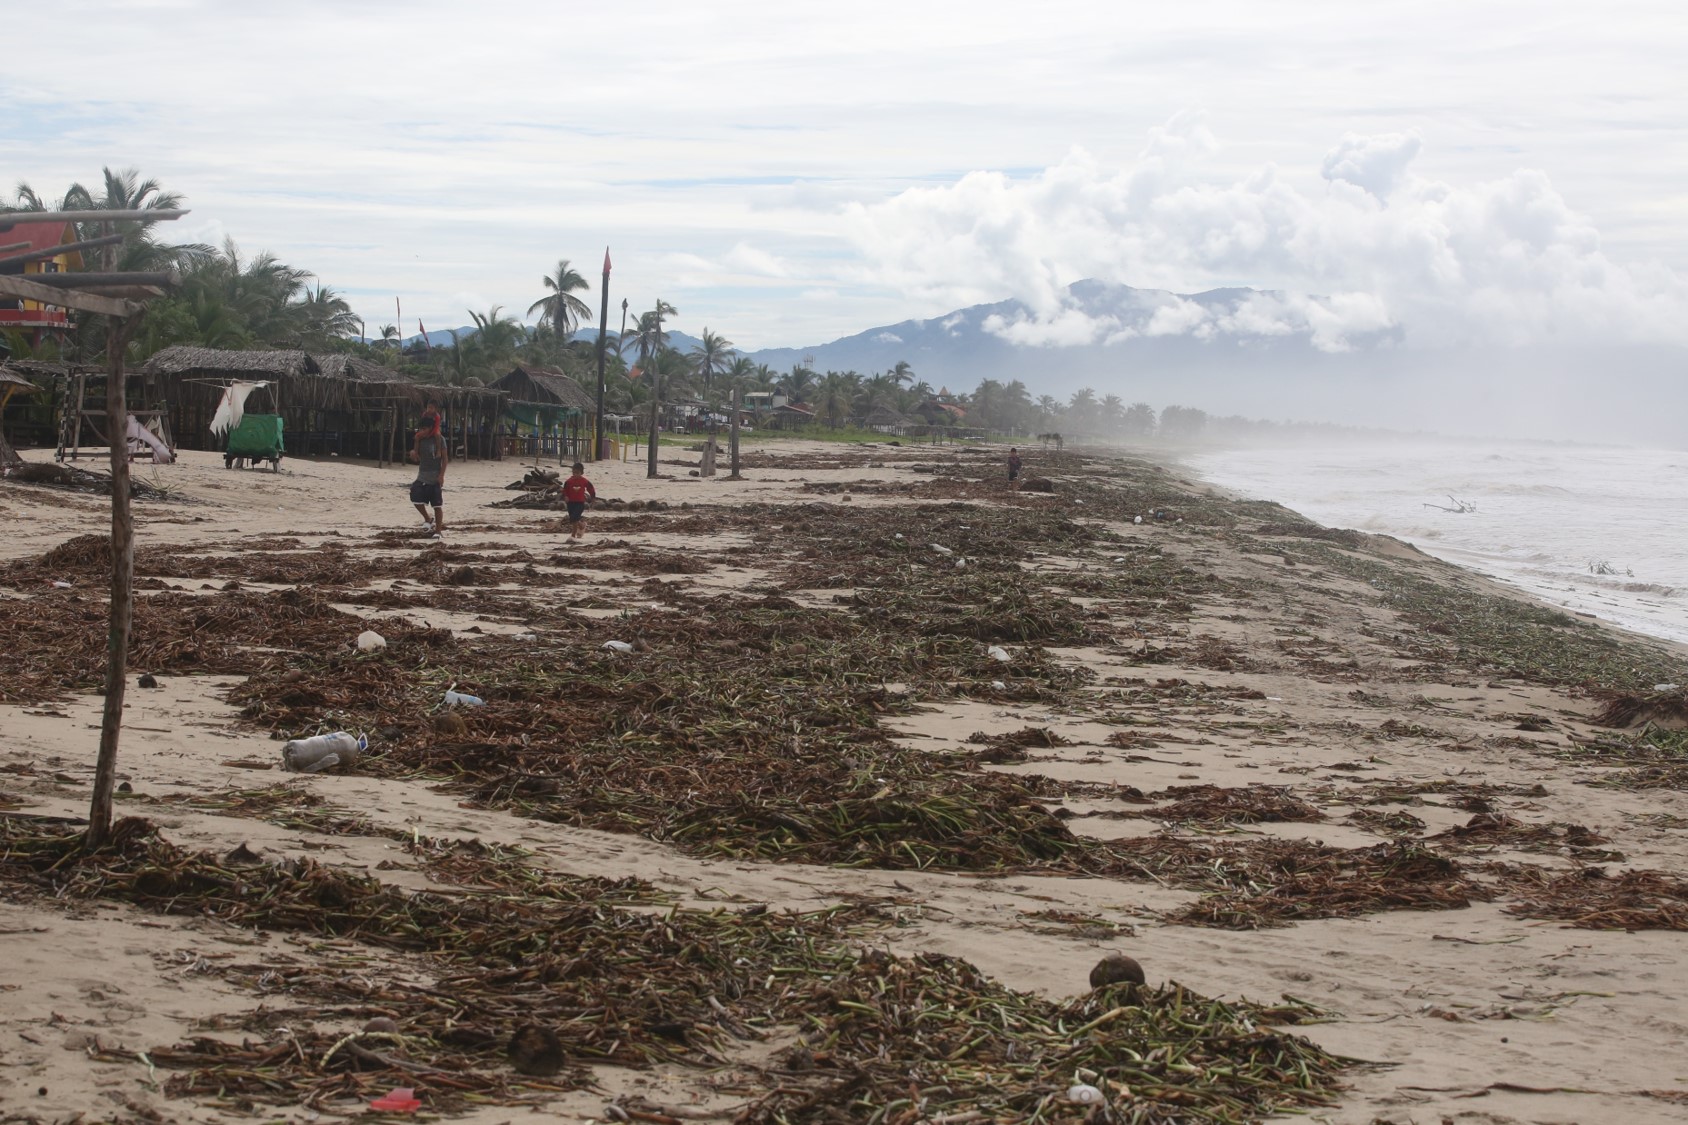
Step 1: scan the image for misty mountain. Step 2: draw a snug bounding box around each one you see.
[741,280,1688,445]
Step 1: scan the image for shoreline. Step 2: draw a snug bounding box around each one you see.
[3,439,1687,1123]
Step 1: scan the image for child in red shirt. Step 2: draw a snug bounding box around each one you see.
[561,461,595,540]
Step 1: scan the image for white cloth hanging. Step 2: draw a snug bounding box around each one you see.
[209,381,270,438]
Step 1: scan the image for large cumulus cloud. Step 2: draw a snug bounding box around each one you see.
[841,118,1688,352]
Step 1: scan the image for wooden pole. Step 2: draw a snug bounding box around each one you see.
[645,301,663,480]
[0,209,189,227]
[593,247,610,462]
[728,385,742,479]
[86,312,143,849]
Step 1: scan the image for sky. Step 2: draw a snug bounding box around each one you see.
[4,0,1686,358]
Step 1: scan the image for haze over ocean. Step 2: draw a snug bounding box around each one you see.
[1189,442,1688,647]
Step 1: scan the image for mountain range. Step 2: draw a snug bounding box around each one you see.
[391,280,1688,445]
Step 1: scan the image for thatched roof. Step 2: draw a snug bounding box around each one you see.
[864,405,909,427]
[490,365,596,413]
[142,346,314,378]
[0,366,41,391]
[314,354,415,384]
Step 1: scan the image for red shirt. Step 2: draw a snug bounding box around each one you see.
[562,476,595,503]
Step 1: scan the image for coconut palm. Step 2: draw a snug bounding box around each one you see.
[891,360,916,385]
[527,259,593,340]
[780,364,817,405]
[467,305,524,376]
[814,372,854,428]
[297,283,360,349]
[688,328,734,389]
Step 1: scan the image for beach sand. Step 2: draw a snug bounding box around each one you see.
[3,439,1686,1124]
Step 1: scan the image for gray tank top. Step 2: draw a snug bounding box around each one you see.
[416,435,444,484]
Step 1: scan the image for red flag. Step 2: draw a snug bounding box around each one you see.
[418,319,432,352]
[603,246,611,276]
[628,365,643,381]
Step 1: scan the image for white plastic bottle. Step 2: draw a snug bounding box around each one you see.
[282,732,367,773]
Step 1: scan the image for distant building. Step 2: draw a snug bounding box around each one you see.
[0,219,83,349]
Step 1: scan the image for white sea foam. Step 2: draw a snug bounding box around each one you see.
[1187,442,1688,645]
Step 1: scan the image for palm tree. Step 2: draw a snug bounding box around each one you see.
[814,372,854,428]
[297,284,360,349]
[688,328,734,390]
[467,305,524,377]
[780,364,817,405]
[527,259,593,340]
[891,360,916,385]
[378,324,401,347]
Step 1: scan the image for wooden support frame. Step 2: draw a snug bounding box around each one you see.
[0,272,138,318]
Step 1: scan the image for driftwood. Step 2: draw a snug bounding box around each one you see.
[1423,495,1476,514]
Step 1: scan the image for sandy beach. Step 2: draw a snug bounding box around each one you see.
[3,438,1687,1125]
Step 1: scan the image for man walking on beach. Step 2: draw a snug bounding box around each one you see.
[562,461,595,540]
[410,423,448,536]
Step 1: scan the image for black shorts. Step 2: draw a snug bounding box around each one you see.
[566,501,586,522]
[1008,466,1020,480]
[410,481,443,506]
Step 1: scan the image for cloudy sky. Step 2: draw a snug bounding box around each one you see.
[4,0,1685,353]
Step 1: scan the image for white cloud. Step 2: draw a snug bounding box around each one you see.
[1320,130,1423,198]
[845,122,1688,350]
[873,331,903,343]
[984,307,1117,347]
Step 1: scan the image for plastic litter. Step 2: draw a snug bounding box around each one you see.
[52,580,73,589]
[954,558,966,569]
[1654,683,1680,692]
[443,689,485,707]
[282,732,367,773]
[1068,1083,1104,1105]
[1133,515,1143,524]
[991,680,1007,691]
[602,640,635,653]
[930,544,954,556]
[986,645,1011,662]
[356,630,386,652]
[369,1086,422,1113]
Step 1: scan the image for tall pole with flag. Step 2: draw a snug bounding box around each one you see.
[593,247,611,461]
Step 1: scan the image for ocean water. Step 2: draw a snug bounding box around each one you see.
[1187,442,1688,646]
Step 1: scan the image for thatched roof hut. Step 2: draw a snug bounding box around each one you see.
[489,365,596,414]
[141,346,506,461]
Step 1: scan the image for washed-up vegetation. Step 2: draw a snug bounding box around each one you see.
[0,815,1352,1121]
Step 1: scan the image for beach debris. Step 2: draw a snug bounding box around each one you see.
[990,680,1007,690]
[434,711,468,738]
[1134,515,1143,524]
[363,1017,400,1034]
[1424,495,1477,513]
[1089,952,1145,989]
[368,1086,422,1113]
[602,640,635,654]
[1068,1083,1105,1104]
[506,1023,565,1076]
[137,674,159,689]
[281,732,365,774]
[931,543,954,556]
[1020,476,1054,493]
[986,645,1012,662]
[442,688,485,708]
[357,630,387,653]
[52,579,73,588]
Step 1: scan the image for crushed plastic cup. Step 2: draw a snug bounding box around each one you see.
[986,646,1011,662]
[369,1086,422,1112]
[442,689,484,708]
[991,680,1008,691]
[930,543,954,556]
[1068,1083,1104,1104]
[602,640,635,653]
[357,630,386,653]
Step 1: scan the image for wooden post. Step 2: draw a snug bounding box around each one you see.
[728,385,742,479]
[86,313,143,849]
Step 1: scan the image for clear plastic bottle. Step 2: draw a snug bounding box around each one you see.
[442,689,485,707]
[282,732,367,773]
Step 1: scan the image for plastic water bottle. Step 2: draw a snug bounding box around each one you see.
[282,732,367,773]
[443,689,485,708]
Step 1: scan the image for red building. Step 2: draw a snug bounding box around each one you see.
[0,218,83,348]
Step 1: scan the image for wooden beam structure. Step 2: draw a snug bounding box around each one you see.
[0,232,126,269]
[0,208,190,228]
[0,273,138,318]
[22,271,175,290]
